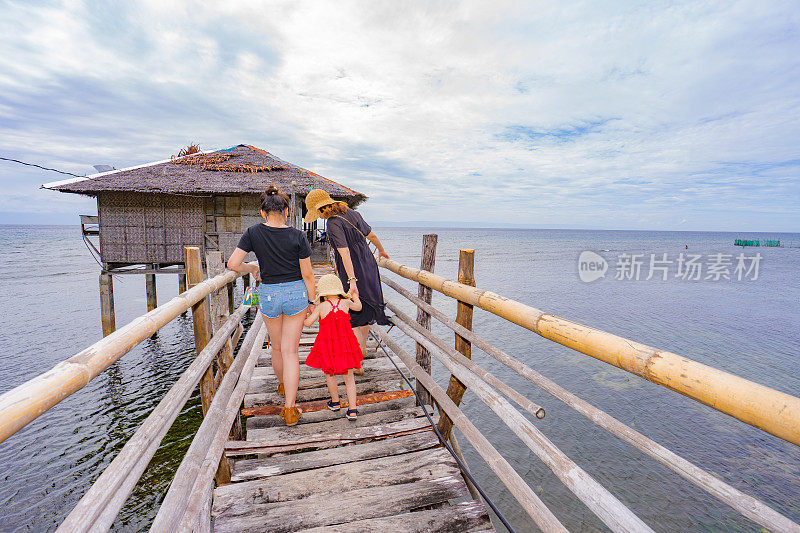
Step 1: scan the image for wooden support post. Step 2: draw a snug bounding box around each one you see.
[178,273,187,294]
[289,180,297,228]
[415,234,437,406]
[99,272,116,337]
[145,270,157,312]
[185,247,214,416]
[227,282,235,315]
[243,272,250,290]
[207,252,242,471]
[438,249,474,440]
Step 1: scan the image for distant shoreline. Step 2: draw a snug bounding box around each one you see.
[1,223,797,235]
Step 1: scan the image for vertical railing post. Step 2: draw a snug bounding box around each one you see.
[178,273,188,315]
[99,272,116,337]
[145,267,157,312]
[185,247,214,415]
[178,272,187,293]
[415,234,438,406]
[438,249,475,439]
[205,251,234,484]
[227,282,235,315]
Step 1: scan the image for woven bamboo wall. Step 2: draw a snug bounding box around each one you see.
[97,192,205,264]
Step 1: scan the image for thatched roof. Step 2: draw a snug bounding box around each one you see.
[43,145,366,205]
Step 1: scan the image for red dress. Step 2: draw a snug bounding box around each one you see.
[305,300,363,375]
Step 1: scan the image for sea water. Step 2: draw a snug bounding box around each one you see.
[0,225,798,531]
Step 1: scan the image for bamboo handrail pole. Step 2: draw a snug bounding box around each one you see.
[151,319,264,531]
[378,259,800,447]
[386,302,546,420]
[371,326,568,533]
[178,326,264,532]
[381,276,800,533]
[391,318,654,533]
[0,263,253,445]
[59,306,250,532]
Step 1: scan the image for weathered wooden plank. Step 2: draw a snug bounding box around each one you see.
[215,448,460,518]
[249,369,407,393]
[244,393,414,422]
[294,500,493,533]
[230,431,440,481]
[258,346,378,366]
[247,406,432,440]
[225,418,437,456]
[252,357,400,378]
[244,379,403,408]
[212,476,466,533]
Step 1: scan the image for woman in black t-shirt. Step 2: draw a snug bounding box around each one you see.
[227,184,314,426]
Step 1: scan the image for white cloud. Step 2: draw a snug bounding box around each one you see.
[0,0,798,230]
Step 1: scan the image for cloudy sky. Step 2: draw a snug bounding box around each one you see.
[0,1,798,230]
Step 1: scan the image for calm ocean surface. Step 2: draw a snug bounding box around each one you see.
[0,225,798,532]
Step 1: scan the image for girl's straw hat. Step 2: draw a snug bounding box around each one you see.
[314,274,351,305]
[304,189,338,223]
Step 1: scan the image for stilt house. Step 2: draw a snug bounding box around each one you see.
[43,144,366,271]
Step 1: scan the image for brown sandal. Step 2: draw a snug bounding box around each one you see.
[277,382,285,397]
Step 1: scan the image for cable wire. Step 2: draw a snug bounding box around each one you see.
[370,328,518,533]
[0,156,84,177]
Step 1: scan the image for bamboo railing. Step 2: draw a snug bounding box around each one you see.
[376,244,800,533]
[0,246,258,531]
[378,257,800,447]
[0,250,250,445]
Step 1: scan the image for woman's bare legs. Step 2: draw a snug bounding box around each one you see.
[280,310,306,409]
[343,369,357,409]
[353,325,369,357]
[325,374,340,404]
[263,314,284,387]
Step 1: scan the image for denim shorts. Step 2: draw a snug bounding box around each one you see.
[258,280,308,318]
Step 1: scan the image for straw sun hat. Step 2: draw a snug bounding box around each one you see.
[313,274,352,305]
[303,189,338,223]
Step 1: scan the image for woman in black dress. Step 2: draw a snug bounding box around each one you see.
[304,189,390,359]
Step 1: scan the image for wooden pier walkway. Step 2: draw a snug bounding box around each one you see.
[212,263,494,532]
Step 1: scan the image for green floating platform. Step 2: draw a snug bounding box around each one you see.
[734,239,781,247]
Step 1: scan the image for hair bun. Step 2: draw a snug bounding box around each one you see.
[265,183,279,196]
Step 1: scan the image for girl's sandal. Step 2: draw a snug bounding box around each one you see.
[346,408,358,421]
[327,400,341,411]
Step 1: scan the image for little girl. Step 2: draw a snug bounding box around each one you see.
[304,274,364,420]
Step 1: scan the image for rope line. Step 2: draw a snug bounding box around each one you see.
[370,328,518,533]
[0,156,85,177]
